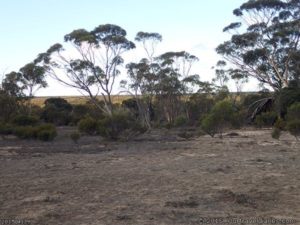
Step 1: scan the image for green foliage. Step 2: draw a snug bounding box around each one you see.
[276,87,300,118]
[187,93,215,123]
[274,118,286,130]
[286,102,300,139]
[174,115,188,127]
[14,126,36,139]
[12,115,39,126]
[214,86,230,102]
[14,124,57,141]
[201,114,218,137]
[78,116,99,135]
[36,126,57,141]
[0,91,20,121]
[97,110,135,140]
[286,120,300,140]
[201,100,235,137]
[255,111,277,128]
[286,102,300,121]
[217,0,300,90]
[271,128,281,140]
[41,98,73,125]
[70,131,81,143]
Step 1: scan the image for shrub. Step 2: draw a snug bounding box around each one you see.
[41,98,73,126]
[97,110,134,140]
[12,115,39,126]
[286,120,300,140]
[201,114,218,137]
[174,116,188,127]
[201,100,235,137]
[255,111,277,128]
[286,102,300,121]
[14,124,57,141]
[14,126,35,139]
[71,103,104,125]
[274,118,286,130]
[186,93,215,123]
[285,103,300,140]
[0,91,19,121]
[275,86,300,117]
[78,117,99,135]
[271,128,281,140]
[70,131,81,143]
[44,98,72,111]
[35,124,57,141]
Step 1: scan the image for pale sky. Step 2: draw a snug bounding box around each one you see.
[0,0,259,96]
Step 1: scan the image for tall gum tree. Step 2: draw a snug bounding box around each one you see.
[35,24,135,115]
[217,0,300,91]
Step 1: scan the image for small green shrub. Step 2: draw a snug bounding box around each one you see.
[70,131,81,143]
[201,100,235,137]
[14,126,36,139]
[35,124,57,141]
[274,118,286,130]
[98,110,134,140]
[286,120,300,140]
[78,117,99,135]
[41,98,73,126]
[14,124,57,141]
[12,115,39,126]
[271,128,281,140]
[286,102,300,121]
[201,114,218,137]
[285,102,300,140]
[255,111,277,128]
[174,116,188,127]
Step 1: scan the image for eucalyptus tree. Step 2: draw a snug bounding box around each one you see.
[213,60,229,88]
[35,24,135,115]
[121,32,162,128]
[2,63,46,98]
[217,0,300,91]
[135,32,162,62]
[154,51,200,123]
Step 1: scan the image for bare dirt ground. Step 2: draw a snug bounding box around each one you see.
[0,128,299,225]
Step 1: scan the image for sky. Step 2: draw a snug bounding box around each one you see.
[0,0,258,96]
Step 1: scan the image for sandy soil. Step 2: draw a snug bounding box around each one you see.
[0,128,299,225]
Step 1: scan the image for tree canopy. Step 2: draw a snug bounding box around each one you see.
[217,0,300,90]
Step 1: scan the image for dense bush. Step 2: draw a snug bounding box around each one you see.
[122,98,139,118]
[201,100,235,137]
[186,93,215,123]
[71,103,104,125]
[174,115,188,127]
[78,116,99,135]
[286,102,300,140]
[14,124,57,141]
[271,128,281,140]
[286,102,300,121]
[254,111,277,128]
[41,98,73,125]
[274,118,286,130]
[286,120,300,140]
[12,115,39,126]
[275,86,300,118]
[35,124,57,141]
[97,109,136,140]
[0,91,19,122]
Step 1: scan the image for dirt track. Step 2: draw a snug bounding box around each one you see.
[0,128,299,225]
